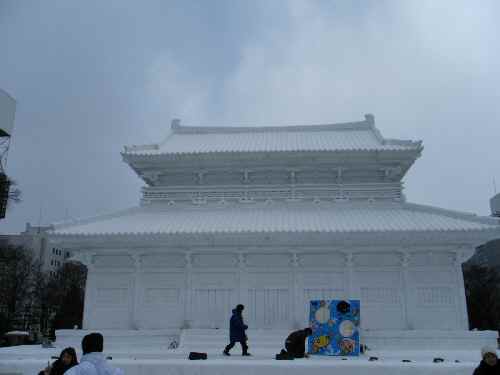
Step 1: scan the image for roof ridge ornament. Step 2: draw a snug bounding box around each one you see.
[364,113,375,125]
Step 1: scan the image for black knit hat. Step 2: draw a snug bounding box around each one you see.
[236,304,245,312]
[82,333,103,354]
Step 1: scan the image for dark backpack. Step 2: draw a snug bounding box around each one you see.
[188,352,207,360]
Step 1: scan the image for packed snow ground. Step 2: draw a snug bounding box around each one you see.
[0,344,493,375]
[1,329,497,375]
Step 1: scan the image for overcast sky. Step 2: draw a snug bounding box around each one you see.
[1,0,499,232]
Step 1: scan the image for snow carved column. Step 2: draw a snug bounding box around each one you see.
[184,252,193,328]
[291,252,300,327]
[238,252,248,308]
[81,252,96,329]
[345,252,354,298]
[400,251,411,329]
[131,253,143,329]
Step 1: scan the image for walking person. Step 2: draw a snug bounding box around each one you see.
[223,304,251,356]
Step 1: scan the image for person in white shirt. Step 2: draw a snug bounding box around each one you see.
[64,333,123,375]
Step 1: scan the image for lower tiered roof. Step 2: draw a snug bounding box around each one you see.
[50,202,500,237]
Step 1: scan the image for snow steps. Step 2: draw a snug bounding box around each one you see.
[179,329,291,353]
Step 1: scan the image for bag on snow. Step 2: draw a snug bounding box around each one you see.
[188,352,207,360]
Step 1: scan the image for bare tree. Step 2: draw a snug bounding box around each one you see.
[43,262,87,333]
[0,244,37,334]
[0,175,21,220]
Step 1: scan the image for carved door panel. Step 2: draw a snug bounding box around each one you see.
[192,288,235,329]
[247,288,290,328]
[89,272,133,329]
[190,271,238,328]
[139,272,185,329]
[246,271,292,328]
[352,270,405,329]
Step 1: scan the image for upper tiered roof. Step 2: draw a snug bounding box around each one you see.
[123,115,422,157]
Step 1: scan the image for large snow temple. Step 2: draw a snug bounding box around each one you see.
[50,115,500,349]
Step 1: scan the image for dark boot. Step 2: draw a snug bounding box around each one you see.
[241,340,251,356]
[224,342,234,356]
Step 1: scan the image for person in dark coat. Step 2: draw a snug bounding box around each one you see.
[39,347,78,375]
[473,346,499,375]
[223,304,250,356]
[284,328,313,358]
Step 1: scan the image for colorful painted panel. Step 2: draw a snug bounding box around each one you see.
[308,299,360,356]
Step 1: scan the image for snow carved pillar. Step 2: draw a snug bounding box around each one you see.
[238,253,248,309]
[291,252,300,328]
[131,253,143,329]
[184,252,193,328]
[82,252,96,330]
[400,251,411,329]
[345,252,354,298]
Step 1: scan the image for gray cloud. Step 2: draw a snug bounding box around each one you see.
[1,0,499,232]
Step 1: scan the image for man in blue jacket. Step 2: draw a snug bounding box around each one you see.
[223,304,251,356]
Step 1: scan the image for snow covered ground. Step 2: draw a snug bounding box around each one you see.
[0,344,493,375]
[1,328,497,375]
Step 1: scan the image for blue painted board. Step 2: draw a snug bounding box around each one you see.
[308,299,360,356]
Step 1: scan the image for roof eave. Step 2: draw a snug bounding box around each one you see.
[122,147,423,159]
[48,228,500,250]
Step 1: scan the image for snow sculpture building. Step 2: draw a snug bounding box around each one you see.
[50,115,500,347]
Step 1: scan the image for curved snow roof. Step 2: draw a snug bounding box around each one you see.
[123,115,423,156]
[51,202,499,237]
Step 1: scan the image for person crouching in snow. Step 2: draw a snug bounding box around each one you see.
[65,333,124,375]
[283,328,313,358]
[473,346,499,375]
[223,304,251,356]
